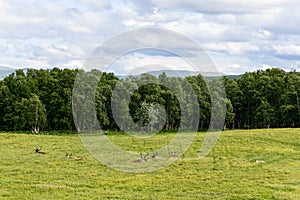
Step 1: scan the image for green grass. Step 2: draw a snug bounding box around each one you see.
[0,129,299,199]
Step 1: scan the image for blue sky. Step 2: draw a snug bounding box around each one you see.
[0,0,300,74]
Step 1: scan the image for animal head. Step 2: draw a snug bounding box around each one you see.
[34,146,47,154]
[66,153,72,157]
[35,146,42,153]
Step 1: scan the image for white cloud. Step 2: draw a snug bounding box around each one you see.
[81,0,111,11]
[107,52,198,75]
[273,45,300,56]
[0,0,299,74]
[203,42,259,56]
[150,0,296,14]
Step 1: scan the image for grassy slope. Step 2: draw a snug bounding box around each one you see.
[0,129,299,200]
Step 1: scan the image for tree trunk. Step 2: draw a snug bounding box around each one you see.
[34,103,39,133]
[223,123,227,131]
[296,92,300,123]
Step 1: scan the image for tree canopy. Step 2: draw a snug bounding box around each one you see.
[0,67,299,132]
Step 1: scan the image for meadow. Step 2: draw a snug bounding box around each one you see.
[0,129,299,199]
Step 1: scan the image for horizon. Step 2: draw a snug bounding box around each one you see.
[0,65,298,77]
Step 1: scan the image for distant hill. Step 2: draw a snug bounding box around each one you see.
[117,70,227,79]
[0,66,16,80]
[0,67,243,80]
[223,74,243,80]
[147,70,224,78]
[0,67,38,80]
[117,69,243,80]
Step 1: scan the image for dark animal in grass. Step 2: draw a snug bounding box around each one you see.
[66,153,84,161]
[35,146,47,154]
[151,151,163,159]
[133,153,149,163]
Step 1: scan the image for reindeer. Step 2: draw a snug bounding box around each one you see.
[170,151,179,157]
[66,153,84,161]
[132,153,149,163]
[34,146,47,154]
[151,151,163,159]
[151,151,159,159]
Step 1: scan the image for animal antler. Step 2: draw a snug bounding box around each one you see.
[133,152,149,163]
[140,152,149,161]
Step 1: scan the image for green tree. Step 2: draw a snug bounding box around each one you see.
[224,98,235,130]
[254,100,274,128]
[13,94,46,132]
[27,94,47,133]
[223,78,242,128]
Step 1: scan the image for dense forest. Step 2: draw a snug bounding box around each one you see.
[0,67,299,133]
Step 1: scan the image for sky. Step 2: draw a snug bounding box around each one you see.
[0,0,300,75]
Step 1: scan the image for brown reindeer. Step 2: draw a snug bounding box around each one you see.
[35,146,47,154]
[66,153,84,161]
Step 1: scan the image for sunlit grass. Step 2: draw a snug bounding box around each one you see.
[0,129,299,199]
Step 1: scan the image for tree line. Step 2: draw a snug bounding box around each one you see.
[224,68,300,129]
[0,67,299,133]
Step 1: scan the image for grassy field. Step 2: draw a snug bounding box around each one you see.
[0,129,299,199]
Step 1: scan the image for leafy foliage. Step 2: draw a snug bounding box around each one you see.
[224,68,300,128]
[0,67,299,132]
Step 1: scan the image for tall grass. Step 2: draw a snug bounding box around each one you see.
[0,129,299,199]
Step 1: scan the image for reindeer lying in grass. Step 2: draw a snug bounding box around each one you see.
[132,153,149,163]
[151,151,164,159]
[133,151,178,163]
[255,159,265,163]
[34,146,47,154]
[66,153,84,161]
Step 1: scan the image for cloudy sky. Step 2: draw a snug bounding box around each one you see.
[0,0,300,75]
